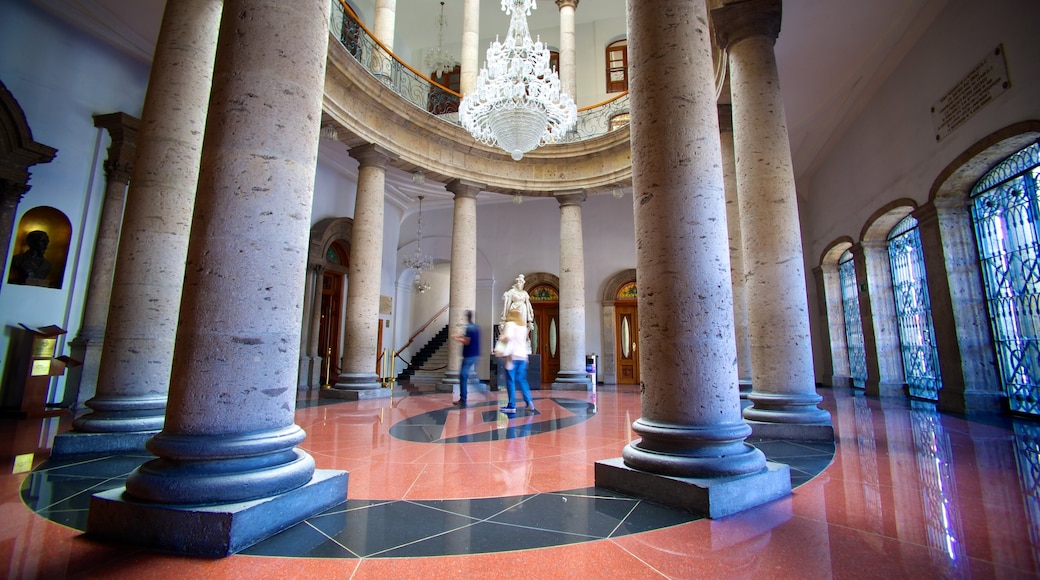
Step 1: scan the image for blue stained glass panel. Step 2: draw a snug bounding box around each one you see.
[839,251,867,386]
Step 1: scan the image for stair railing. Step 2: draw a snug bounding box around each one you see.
[397,304,449,355]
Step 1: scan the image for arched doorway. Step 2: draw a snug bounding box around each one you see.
[318,241,349,385]
[529,283,560,385]
[304,218,353,389]
[614,281,639,385]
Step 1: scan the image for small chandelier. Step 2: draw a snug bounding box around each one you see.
[459,0,577,161]
[403,195,434,293]
[425,1,456,78]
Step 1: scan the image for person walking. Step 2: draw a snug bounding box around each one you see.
[452,310,480,406]
[499,308,534,414]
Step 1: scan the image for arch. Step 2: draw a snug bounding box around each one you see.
[310,217,354,275]
[819,236,855,267]
[860,198,917,243]
[929,120,1040,202]
[600,269,637,385]
[600,268,636,304]
[522,272,559,292]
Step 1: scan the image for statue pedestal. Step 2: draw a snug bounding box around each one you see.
[496,354,541,390]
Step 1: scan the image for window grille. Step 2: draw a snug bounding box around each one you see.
[839,250,867,386]
[888,215,942,400]
[971,141,1040,416]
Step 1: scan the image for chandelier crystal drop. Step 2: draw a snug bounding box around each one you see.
[459,0,577,161]
[403,195,434,293]
[425,1,456,78]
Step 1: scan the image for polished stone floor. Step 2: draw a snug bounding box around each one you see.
[1,384,1038,578]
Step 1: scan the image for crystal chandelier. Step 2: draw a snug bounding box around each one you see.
[425,2,456,78]
[403,195,434,293]
[459,0,577,161]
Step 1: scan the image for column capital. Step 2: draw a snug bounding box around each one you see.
[94,112,139,185]
[445,178,485,199]
[555,0,579,10]
[717,104,733,133]
[555,189,586,207]
[348,143,395,169]
[711,0,782,51]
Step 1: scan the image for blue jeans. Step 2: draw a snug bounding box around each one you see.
[506,358,533,408]
[459,355,478,403]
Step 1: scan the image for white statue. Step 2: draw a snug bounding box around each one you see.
[501,274,534,331]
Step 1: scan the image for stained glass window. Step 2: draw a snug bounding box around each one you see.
[839,250,867,386]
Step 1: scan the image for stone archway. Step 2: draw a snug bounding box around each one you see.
[299,217,354,388]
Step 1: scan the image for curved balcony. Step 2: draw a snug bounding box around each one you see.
[323,0,633,196]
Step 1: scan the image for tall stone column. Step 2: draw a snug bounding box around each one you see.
[815,263,853,386]
[552,190,591,390]
[915,199,1003,414]
[52,0,222,457]
[460,0,480,95]
[325,144,393,400]
[719,104,752,395]
[88,0,347,557]
[66,113,137,410]
[555,0,579,100]
[713,0,832,439]
[440,179,482,391]
[596,0,789,519]
[854,240,906,396]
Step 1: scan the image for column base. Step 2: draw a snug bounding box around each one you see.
[829,375,855,388]
[552,370,592,391]
[595,457,791,519]
[438,371,459,393]
[864,380,907,398]
[746,420,835,442]
[87,469,348,557]
[323,372,389,400]
[52,430,157,456]
[738,379,752,399]
[742,391,833,425]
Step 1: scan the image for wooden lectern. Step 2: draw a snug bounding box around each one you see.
[1,324,77,417]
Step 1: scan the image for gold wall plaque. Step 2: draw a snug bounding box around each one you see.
[33,338,56,358]
[31,360,51,376]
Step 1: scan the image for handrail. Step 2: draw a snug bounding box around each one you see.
[396,304,449,353]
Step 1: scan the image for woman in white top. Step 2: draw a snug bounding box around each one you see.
[498,308,534,413]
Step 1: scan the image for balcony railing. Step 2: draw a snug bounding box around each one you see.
[330,0,629,142]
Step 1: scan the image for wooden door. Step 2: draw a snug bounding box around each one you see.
[615,302,639,384]
[532,302,560,385]
[318,271,343,386]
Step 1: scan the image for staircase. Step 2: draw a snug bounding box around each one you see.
[396,325,450,390]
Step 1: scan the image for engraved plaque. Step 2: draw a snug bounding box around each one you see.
[932,45,1010,141]
[33,338,56,358]
[31,360,51,376]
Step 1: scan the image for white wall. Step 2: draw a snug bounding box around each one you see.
[798,0,1040,381]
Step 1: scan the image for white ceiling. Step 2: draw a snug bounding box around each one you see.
[31,0,946,196]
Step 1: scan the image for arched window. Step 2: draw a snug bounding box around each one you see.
[839,250,867,386]
[605,39,627,93]
[887,215,942,400]
[971,140,1040,416]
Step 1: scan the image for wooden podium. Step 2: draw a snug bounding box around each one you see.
[1,324,76,417]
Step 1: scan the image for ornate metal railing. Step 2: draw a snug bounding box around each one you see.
[888,215,942,401]
[330,0,628,139]
[839,251,867,386]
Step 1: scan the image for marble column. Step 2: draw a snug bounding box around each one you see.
[460,0,480,95]
[52,0,222,457]
[915,199,1003,414]
[66,113,137,410]
[719,104,752,396]
[713,0,832,440]
[440,179,482,392]
[855,240,907,396]
[815,263,853,386]
[555,0,579,100]
[552,190,592,390]
[325,144,394,401]
[596,0,789,519]
[87,0,347,557]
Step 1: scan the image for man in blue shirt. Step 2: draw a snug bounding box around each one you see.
[452,310,480,406]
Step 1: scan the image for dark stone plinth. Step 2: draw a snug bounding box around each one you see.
[595,457,791,519]
[51,430,157,456]
[746,421,835,442]
[87,469,348,557]
[320,387,392,401]
[495,354,541,390]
